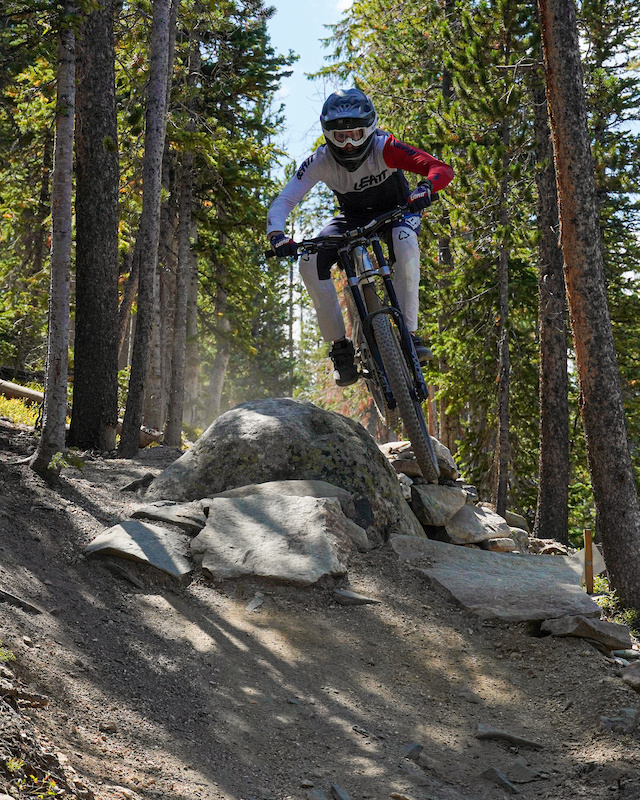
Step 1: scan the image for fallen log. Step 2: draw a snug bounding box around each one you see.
[1,379,163,448]
[0,379,44,405]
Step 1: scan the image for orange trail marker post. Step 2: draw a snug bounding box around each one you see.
[584,528,594,594]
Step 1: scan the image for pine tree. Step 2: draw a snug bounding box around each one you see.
[538,0,640,609]
[29,1,75,477]
[68,0,120,451]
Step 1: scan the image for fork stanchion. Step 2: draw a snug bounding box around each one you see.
[584,527,594,594]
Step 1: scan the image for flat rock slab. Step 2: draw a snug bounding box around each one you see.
[390,536,602,622]
[85,520,192,577]
[190,496,365,585]
[202,479,356,521]
[131,500,207,534]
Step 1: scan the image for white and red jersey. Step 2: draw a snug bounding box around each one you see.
[267,130,454,235]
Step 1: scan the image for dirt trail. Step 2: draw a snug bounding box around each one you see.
[1,418,639,800]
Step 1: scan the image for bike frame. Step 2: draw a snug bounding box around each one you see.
[298,207,430,411]
[338,234,429,408]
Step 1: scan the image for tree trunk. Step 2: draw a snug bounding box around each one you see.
[164,40,199,445]
[495,117,511,518]
[118,0,174,457]
[29,8,74,477]
[68,0,119,451]
[531,69,569,544]
[436,11,459,455]
[143,141,175,431]
[118,245,140,358]
[208,275,231,422]
[164,156,193,446]
[184,225,199,425]
[437,220,459,453]
[31,133,53,279]
[144,264,165,430]
[538,0,640,608]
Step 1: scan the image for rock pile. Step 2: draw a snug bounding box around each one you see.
[380,440,530,552]
[86,399,428,585]
[84,398,577,586]
[144,397,424,547]
[86,398,538,585]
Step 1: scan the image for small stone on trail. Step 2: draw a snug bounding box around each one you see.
[612,649,640,660]
[456,688,481,703]
[352,724,377,738]
[481,766,520,794]
[120,472,155,492]
[245,593,264,611]
[476,724,544,749]
[481,537,516,552]
[505,757,545,784]
[621,661,640,691]
[330,784,351,800]
[98,720,118,734]
[333,588,380,606]
[300,779,314,788]
[402,742,424,761]
[85,520,192,578]
[600,708,639,734]
[540,615,632,653]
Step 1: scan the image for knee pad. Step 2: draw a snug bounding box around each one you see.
[391,227,421,332]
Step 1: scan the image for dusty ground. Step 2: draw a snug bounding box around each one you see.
[1,417,640,800]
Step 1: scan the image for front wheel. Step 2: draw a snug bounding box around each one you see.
[346,288,399,431]
[371,313,440,483]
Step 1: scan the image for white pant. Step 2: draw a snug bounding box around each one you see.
[298,225,421,342]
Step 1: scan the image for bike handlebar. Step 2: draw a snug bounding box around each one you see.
[265,196,438,259]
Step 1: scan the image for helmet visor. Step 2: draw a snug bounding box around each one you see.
[325,127,366,148]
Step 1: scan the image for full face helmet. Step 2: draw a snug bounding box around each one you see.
[320,88,377,171]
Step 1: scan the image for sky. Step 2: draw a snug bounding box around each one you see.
[266,0,353,166]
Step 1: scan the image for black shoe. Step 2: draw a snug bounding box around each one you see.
[411,334,434,365]
[329,339,359,386]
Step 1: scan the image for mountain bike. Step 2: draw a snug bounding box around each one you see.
[269,205,440,484]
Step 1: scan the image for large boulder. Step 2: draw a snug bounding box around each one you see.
[146,398,425,546]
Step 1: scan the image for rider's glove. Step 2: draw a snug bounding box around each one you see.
[408,180,433,213]
[269,232,297,258]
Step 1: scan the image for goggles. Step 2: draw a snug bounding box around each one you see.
[325,128,366,148]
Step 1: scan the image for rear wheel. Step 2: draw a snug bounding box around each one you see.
[371,313,440,483]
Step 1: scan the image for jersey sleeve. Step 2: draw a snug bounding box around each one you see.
[382,135,454,192]
[266,151,323,235]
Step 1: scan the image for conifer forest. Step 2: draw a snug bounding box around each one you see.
[1,1,640,604]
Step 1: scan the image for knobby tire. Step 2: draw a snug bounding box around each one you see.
[371,313,440,483]
[347,289,399,430]
[355,318,400,429]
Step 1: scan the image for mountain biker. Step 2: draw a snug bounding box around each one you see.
[267,87,454,386]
